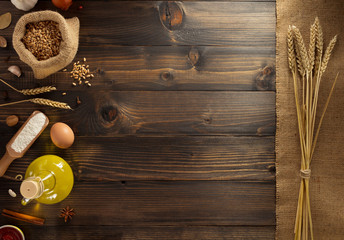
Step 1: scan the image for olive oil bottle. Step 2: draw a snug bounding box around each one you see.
[20,155,74,205]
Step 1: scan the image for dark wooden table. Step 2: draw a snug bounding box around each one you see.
[0,1,276,239]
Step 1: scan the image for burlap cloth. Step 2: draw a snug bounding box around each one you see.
[13,11,79,79]
[276,0,344,239]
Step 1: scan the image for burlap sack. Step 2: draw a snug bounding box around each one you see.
[12,10,79,79]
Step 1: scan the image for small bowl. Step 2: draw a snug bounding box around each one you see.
[0,225,25,240]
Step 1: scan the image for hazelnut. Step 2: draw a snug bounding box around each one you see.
[6,115,19,127]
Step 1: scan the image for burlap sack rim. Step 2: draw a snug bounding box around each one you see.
[12,10,79,69]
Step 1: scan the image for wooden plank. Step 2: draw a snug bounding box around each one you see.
[12,225,275,240]
[0,91,275,136]
[0,181,275,226]
[0,1,275,46]
[1,0,276,2]
[1,136,275,181]
[0,0,276,2]
[0,45,275,91]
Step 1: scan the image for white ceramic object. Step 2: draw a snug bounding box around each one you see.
[11,0,38,11]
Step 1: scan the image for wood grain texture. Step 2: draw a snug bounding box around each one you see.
[10,226,275,240]
[0,136,275,181]
[0,45,275,91]
[0,1,275,46]
[0,91,275,136]
[0,0,276,2]
[0,180,275,226]
[0,1,276,239]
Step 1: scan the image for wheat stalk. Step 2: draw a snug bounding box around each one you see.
[30,98,72,109]
[288,18,338,240]
[292,25,310,72]
[288,25,297,72]
[295,39,306,77]
[315,17,323,56]
[0,78,56,95]
[321,35,337,74]
[19,86,57,95]
[314,17,323,77]
[308,22,316,71]
[0,98,72,110]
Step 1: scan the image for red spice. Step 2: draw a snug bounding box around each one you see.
[0,226,23,240]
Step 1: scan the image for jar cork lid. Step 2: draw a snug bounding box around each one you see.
[20,179,42,199]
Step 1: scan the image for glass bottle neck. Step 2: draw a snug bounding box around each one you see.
[21,171,56,200]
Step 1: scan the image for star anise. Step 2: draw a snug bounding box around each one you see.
[60,206,75,222]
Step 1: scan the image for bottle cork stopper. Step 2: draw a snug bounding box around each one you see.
[20,179,41,199]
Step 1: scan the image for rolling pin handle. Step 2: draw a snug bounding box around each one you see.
[0,151,16,177]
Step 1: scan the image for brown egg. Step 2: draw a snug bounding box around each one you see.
[50,122,74,149]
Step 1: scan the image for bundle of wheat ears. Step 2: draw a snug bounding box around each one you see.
[0,78,72,110]
[287,17,338,240]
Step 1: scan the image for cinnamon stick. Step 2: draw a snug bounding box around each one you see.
[2,209,45,225]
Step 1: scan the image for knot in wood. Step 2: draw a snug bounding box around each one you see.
[158,1,184,31]
[188,48,200,66]
[101,105,118,123]
[255,65,275,91]
[204,117,212,124]
[263,66,273,75]
[160,71,173,81]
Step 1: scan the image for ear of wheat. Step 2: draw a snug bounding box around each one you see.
[0,78,56,95]
[19,86,57,95]
[29,98,72,110]
[287,18,338,240]
[314,17,324,79]
[0,98,72,110]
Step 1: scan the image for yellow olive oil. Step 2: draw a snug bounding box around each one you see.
[24,155,74,204]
